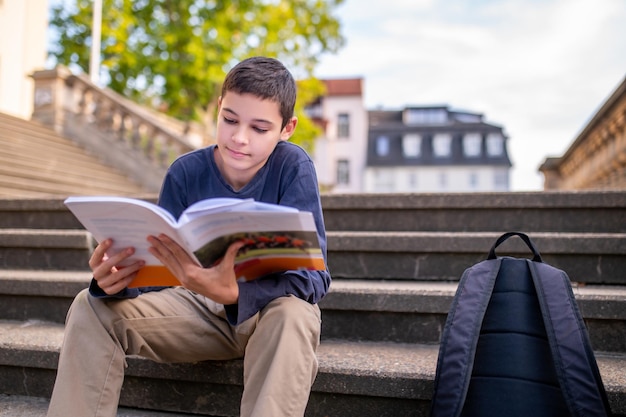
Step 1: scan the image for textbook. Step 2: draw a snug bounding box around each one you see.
[64,196,325,288]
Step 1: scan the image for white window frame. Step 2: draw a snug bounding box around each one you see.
[433,133,452,158]
[486,133,504,156]
[463,133,482,157]
[402,133,421,158]
[469,171,479,189]
[337,113,350,139]
[376,136,390,156]
[494,169,509,190]
[337,159,350,185]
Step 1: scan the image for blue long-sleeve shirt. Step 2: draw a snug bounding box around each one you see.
[88,141,331,325]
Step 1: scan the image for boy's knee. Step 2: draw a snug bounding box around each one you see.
[66,288,91,318]
[65,288,110,328]
[261,296,321,337]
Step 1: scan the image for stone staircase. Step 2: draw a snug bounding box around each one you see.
[0,112,151,198]
[0,191,625,416]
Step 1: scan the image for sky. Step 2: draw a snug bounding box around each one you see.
[314,0,626,191]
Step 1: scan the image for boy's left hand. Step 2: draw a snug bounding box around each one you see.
[147,234,244,305]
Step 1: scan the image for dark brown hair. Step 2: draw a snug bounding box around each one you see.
[221,57,297,130]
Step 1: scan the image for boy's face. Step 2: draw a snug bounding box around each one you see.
[214,91,297,191]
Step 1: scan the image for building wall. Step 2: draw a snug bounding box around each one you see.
[323,95,367,193]
[0,0,49,118]
[311,81,367,193]
[539,76,626,190]
[365,165,509,193]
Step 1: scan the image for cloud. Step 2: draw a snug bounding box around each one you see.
[317,0,626,190]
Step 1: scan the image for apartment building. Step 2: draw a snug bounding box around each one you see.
[365,105,512,192]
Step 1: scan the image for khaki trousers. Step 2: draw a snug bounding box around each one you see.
[46,287,321,417]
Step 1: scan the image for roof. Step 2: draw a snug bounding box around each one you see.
[322,78,363,96]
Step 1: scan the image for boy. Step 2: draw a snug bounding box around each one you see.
[47,56,331,417]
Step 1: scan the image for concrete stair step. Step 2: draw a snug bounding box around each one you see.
[0,113,148,197]
[1,270,625,353]
[0,229,93,270]
[0,270,90,324]
[0,187,63,199]
[0,319,624,417]
[2,192,624,232]
[321,280,626,353]
[0,173,145,197]
[0,150,146,184]
[0,112,76,143]
[0,113,146,173]
[0,394,189,417]
[0,141,146,196]
[0,129,119,168]
[2,228,625,284]
[0,113,90,150]
[0,198,137,229]
[0,127,145,177]
[327,231,626,284]
[321,191,626,233]
[0,319,435,416]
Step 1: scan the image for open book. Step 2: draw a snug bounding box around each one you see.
[64,196,325,288]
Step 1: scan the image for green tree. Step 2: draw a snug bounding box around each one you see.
[48,0,345,148]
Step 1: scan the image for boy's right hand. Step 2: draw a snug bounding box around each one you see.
[89,239,145,295]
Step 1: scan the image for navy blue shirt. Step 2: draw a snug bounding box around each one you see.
[90,141,331,325]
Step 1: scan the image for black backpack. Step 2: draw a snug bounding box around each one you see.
[430,232,611,417]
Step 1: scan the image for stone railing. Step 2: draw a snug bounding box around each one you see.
[30,66,210,191]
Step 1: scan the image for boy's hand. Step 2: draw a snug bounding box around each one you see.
[89,239,145,295]
[147,234,244,305]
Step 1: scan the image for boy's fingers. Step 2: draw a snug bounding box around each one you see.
[89,239,111,268]
[105,247,136,269]
[222,241,245,266]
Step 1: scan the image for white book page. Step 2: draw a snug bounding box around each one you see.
[64,196,181,266]
[178,198,256,224]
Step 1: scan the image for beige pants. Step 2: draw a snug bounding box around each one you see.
[46,287,321,417]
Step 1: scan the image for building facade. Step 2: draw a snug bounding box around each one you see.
[0,0,49,118]
[365,106,512,193]
[539,76,626,190]
[306,78,368,193]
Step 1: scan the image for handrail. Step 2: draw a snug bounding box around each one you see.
[30,66,210,173]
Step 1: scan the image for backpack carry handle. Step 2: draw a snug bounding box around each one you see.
[487,231,543,262]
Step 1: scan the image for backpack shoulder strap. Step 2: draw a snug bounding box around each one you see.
[529,260,612,417]
[430,258,501,417]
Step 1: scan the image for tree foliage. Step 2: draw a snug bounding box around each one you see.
[48,0,345,147]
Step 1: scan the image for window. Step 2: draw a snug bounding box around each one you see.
[402,134,421,158]
[454,112,482,123]
[486,133,504,156]
[337,113,350,138]
[404,108,448,125]
[408,171,418,189]
[439,172,448,189]
[373,169,395,192]
[463,133,482,157]
[469,172,478,189]
[494,170,509,190]
[433,133,452,157]
[304,104,322,119]
[337,159,350,185]
[376,136,390,156]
